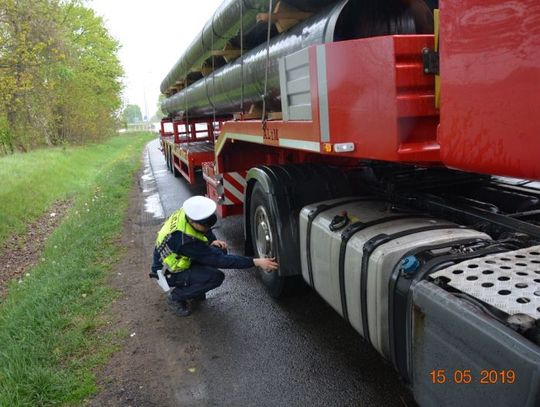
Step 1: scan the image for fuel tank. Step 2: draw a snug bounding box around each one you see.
[299,197,490,359]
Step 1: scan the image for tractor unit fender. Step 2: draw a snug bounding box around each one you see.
[244,164,352,277]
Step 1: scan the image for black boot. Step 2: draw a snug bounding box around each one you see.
[167,293,191,317]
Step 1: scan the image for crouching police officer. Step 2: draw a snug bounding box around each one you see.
[151,195,278,316]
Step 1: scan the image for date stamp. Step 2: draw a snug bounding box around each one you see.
[430,369,516,384]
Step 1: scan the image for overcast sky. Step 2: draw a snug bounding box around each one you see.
[90,0,223,119]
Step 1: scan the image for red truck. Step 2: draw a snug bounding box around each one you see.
[158,1,540,405]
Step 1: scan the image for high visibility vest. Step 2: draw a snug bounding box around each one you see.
[155,208,208,272]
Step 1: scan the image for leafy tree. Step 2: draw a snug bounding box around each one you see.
[0,0,123,153]
[0,0,64,151]
[122,104,143,124]
[53,2,123,144]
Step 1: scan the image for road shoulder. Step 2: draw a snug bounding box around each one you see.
[88,165,208,407]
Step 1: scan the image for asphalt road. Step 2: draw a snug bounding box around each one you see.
[143,138,414,406]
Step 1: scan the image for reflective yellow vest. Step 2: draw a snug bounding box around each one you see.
[155,208,208,272]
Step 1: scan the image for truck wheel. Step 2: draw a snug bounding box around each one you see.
[171,153,180,177]
[250,183,287,297]
[169,150,174,174]
[165,147,171,171]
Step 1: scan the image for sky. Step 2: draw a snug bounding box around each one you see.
[90,0,223,120]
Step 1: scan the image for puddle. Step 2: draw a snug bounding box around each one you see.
[141,150,165,219]
[144,193,164,219]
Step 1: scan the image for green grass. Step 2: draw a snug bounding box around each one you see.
[0,132,154,406]
[0,133,151,245]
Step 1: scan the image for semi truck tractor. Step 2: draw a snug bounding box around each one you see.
[156,0,540,405]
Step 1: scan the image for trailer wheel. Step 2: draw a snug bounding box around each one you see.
[249,182,289,297]
[170,152,180,177]
[169,149,174,174]
[165,147,171,171]
[172,162,180,177]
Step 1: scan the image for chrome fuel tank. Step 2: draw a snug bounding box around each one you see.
[299,197,490,359]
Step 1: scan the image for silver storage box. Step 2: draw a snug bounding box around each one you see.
[299,197,490,359]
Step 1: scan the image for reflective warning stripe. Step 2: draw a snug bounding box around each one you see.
[228,171,247,188]
[220,171,247,205]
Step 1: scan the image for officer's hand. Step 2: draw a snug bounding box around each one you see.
[254,257,278,272]
[211,240,228,250]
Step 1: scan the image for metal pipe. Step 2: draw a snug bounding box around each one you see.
[162,0,425,118]
[160,0,341,95]
[162,0,349,116]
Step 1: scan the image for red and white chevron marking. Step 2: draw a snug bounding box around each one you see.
[221,171,247,205]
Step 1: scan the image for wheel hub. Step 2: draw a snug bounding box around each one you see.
[254,205,274,257]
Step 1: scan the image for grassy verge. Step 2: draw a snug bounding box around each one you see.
[0,132,154,405]
[0,134,150,245]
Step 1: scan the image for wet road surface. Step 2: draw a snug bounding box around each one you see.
[141,138,414,406]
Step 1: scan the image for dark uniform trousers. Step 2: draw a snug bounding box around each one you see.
[167,264,225,301]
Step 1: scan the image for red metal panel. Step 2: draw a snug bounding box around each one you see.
[438,0,540,180]
[325,36,398,160]
[220,36,439,164]
[323,35,439,163]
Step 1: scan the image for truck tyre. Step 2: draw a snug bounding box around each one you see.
[171,153,180,177]
[165,147,171,171]
[249,182,289,297]
[169,149,174,174]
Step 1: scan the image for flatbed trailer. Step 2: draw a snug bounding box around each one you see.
[157,1,540,405]
[159,118,223,184]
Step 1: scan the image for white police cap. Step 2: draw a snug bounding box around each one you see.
[183,195,217,221]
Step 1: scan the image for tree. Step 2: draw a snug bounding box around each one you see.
[0,0,123,153]
[122,104,143,124]
[0,0,65,151]
[53,2,123,144]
